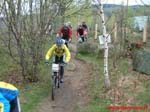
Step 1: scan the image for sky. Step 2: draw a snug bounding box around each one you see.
[91,0,150,6]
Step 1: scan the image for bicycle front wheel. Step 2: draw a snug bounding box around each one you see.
[51,86,54,101]
[51,73,57,101]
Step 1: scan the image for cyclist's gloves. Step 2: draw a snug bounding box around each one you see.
[45,60,49,65]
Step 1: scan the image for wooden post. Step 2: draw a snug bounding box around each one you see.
[143,22,147,43]
[95,24,98,39]
[114,22,117,43]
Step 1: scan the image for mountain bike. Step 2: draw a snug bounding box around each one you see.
[50,62,66,100]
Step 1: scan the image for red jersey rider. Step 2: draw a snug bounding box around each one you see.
[57,23,72,47]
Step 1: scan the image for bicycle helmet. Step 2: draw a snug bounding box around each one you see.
[67,21,71,25]
[56,38,63,45]
[64,22,69,27]
[82,20,86,23]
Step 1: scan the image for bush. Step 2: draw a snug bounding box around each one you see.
[77,42,97,54]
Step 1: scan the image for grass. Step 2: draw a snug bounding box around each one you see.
[75,50,150,112]
[19,59,52,112]
[20,80,50,112]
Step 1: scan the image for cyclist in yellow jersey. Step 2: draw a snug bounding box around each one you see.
[45,38,71,83]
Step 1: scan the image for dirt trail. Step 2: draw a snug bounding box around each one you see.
[37,42,91,112]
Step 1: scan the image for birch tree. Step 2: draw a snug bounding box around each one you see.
[92,0,110,89]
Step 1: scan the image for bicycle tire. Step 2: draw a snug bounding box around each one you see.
[51,73,57,101]
[51,86,54,101]
[57,68,61,88]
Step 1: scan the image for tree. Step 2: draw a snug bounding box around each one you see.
[53,0,90,29]
[92,0,110,89]
[0,0,59,82]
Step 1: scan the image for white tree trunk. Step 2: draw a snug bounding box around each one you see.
[95,24,98,39]
[99,3,110,89]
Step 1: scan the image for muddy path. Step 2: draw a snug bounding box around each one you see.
[37,42,92,112]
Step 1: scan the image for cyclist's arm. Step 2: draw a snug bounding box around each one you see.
[64,45,71,63]
[45,45,56,60]
[69,28,72,39]
[57,26,63,35]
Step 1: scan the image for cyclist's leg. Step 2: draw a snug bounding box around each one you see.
[85,35,87,41]
[81,36,85,42]
[10,97,21,112]
[78,36,82,43]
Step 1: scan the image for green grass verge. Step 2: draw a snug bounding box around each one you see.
[0,43,52,112]
[18,62,51,112]
[20,81,50,112]
[75,51,150,112]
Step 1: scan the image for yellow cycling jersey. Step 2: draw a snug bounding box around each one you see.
[45,44,71,63]
[0,103,3,112]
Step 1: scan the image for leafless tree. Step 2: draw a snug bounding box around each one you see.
[92,0,110,89]
[0,0,59,82]
[0,0,91,83]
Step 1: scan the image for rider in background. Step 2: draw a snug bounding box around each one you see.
[76,24,86,43]
[0,81,21,112]
[81,21,88,31]
[56,23,72,47]
[81,21,88,40]
[45,38,71,83]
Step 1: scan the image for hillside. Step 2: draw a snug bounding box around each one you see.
[91,4,150,16]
